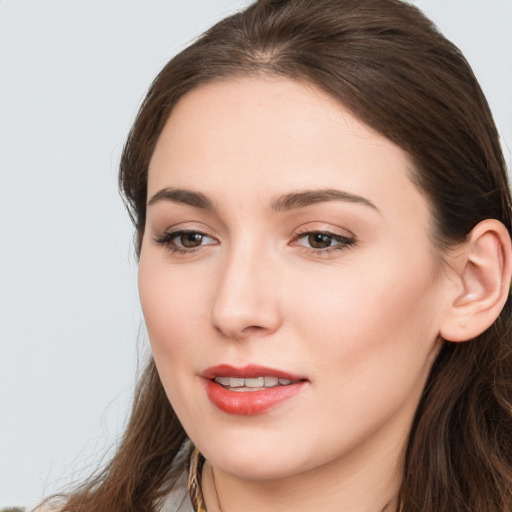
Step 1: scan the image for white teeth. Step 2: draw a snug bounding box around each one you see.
[213,376,295,388]
[264,376,279,387]
[245,377,265,388]
[229,377,245,388]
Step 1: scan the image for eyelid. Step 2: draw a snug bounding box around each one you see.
[294,222,355,240]
[294,222,354,237]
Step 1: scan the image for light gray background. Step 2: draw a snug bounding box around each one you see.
[1,0,511,508]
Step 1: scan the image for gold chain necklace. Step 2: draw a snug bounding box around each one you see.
[209,464,402,512]
[211,464,224,512]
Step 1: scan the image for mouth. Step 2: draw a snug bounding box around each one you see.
[201,365,308,415]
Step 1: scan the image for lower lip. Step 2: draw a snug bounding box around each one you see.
[204,380,306,415]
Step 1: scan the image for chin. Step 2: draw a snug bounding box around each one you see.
[214,452,302,481]
[191,427,318,480]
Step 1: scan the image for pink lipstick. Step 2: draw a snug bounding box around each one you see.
[201,365,307,415]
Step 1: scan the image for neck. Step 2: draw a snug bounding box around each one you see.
[201,436,403,512]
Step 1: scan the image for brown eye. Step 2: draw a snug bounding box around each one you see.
[307,232,333,249]
[178,232,204,248]
[154,229,217,253]
[293,230,356,253]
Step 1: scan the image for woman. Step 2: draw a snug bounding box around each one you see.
[46,0,512,511]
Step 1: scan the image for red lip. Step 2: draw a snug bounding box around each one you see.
[201,364,304,380]
[201,365,308,416]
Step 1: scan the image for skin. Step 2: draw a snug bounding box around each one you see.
[139,77,453,512]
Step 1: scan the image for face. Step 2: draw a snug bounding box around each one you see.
[139,77,447,481]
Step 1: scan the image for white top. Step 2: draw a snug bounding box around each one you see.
[159,470,195,512]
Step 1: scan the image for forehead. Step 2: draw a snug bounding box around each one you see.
[148,77,430,227]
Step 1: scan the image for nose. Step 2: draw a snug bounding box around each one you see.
[210,245,282,341]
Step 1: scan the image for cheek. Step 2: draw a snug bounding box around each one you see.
[138,254,212,420]
[280,258,443,455]
[289,252,443,386]
[138,255,205,359]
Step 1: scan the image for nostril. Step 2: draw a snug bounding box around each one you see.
[242,325,266,334]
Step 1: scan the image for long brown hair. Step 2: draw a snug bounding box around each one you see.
[51,1,512,510]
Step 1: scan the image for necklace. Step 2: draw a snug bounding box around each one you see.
[209,464,402,512]
[211,464,224,512]
[194,449,402,512]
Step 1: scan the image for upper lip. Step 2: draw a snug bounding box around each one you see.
[201,364,306,381]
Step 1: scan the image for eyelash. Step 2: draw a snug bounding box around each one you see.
[153,229,216,254]
[294,230,356,254]
[153,229,356,255]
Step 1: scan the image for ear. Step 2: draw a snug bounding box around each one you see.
[440,219,512,342]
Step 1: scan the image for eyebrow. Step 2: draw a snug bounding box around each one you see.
[270,189,378,212]
[148,188,215,210]
[147,187,378,213]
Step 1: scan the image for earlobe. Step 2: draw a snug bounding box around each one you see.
[440,219,512,343]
